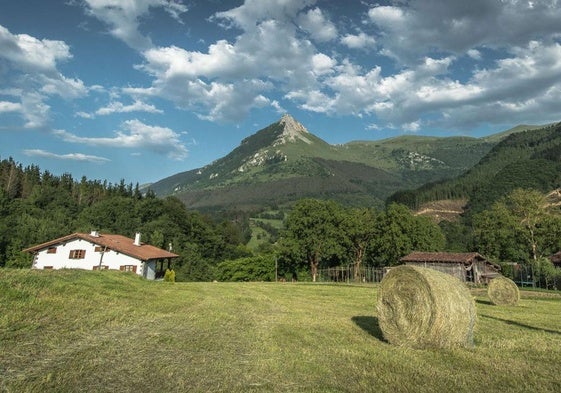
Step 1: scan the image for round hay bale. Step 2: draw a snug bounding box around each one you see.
[487,276,519,306]
[376,265,476,349]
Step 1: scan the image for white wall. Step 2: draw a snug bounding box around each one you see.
[31,238,145,277]
[144,261,156,280]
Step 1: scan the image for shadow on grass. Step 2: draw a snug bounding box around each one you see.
[480,314,561,335]
[352,316,386,342]
[476,299,492,305]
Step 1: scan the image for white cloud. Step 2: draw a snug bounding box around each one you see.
[40,74,87,99]
[366,0,561,64]
[20,92,51,129]
[0,101,21,113]
[0,24,87,128]
[53,119,188,159]
[95,100,163,116]
[311,53,336,76]
[297,7,337,42]
[368,6,405,25]
[341,32,376,50]
[82,0,188,50]
[23,149,110,163]
[467,49,482,60]
[76,111,94,119]
[214,0,317,31]
[402,121,421,132]
[74,0,561,132]
[133,6,338,122]
[270,100,285,114]
[285,89,333,113]
[0,25,72,73]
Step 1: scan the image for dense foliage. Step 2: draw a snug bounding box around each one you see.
[0,157,250,280]
[389,122,561,215]
[277,199,445,281]
[216,255,276,282]
[472,188,561,289]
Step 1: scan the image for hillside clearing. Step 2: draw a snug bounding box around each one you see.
[1,269,561,392]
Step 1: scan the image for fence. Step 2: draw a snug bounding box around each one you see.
[317,265,384,284]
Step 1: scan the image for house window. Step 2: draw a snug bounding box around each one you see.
[120,265,137,273]
[47,247,57,254]
[93,265,109,270]
[44,266,53,269]
[69,249,86,259]
[94,246,110,252]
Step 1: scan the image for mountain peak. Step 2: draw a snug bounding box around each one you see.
[276,113,311,145]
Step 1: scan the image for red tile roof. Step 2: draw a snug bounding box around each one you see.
[550,251,561,266]
[23,232,178,261]
[401,252,487,265]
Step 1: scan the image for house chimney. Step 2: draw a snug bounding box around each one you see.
[134,232,141,246]
[90,230,99,237]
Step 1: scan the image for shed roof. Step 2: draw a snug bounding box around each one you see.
[23,232,179,261]
[550,251,561,266]
[401,252,488,265]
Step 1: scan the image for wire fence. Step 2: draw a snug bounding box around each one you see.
[317,265,385,284]
[316,262,561,291]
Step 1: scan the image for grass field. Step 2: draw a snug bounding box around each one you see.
[2,269,561,392]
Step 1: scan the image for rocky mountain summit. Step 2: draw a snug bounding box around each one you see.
[275,113,312,145]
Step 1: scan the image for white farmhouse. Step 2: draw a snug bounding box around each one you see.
[24,231,178,280]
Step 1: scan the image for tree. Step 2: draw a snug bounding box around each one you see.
[372,203,445,266]
[505,188,550,262]
[342,207,379,281]
[473,202,523,262]
[279,199,345,282]
[150,230,165,249]
[473,188,561,265]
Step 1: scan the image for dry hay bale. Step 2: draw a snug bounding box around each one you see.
[376,265,476,349]
[487,276,520,306]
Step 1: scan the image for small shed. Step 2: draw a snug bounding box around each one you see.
[549,252,561,268]
[400,252,500,284]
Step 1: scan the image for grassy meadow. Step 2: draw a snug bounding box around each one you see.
[1,269,561,392]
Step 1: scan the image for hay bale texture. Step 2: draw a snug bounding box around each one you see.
[376,265,476,349]
[487,276,519,306]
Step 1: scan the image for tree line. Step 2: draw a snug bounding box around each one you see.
[221,189,561,289]
[3,156,561,287]
[0,157,251,281]
[220,199,445,282]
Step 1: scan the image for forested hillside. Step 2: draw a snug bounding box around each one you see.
[0,157,251,280]
[389,122,561,215]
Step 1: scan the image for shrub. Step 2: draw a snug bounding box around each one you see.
[163,268,175,282]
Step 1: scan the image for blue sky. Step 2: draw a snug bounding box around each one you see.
[1,0,561,185]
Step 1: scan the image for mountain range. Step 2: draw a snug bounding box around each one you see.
[149,114,546,211]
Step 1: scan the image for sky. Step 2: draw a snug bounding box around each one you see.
[1,0,561,186]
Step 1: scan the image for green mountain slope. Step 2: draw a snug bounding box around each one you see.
[390,122,561,215]
[149,114,523,211]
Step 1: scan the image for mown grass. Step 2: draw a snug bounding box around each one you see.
[2,269,561,392]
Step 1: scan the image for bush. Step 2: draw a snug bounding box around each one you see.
[163,268,175,282]
[216,255,275,281]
